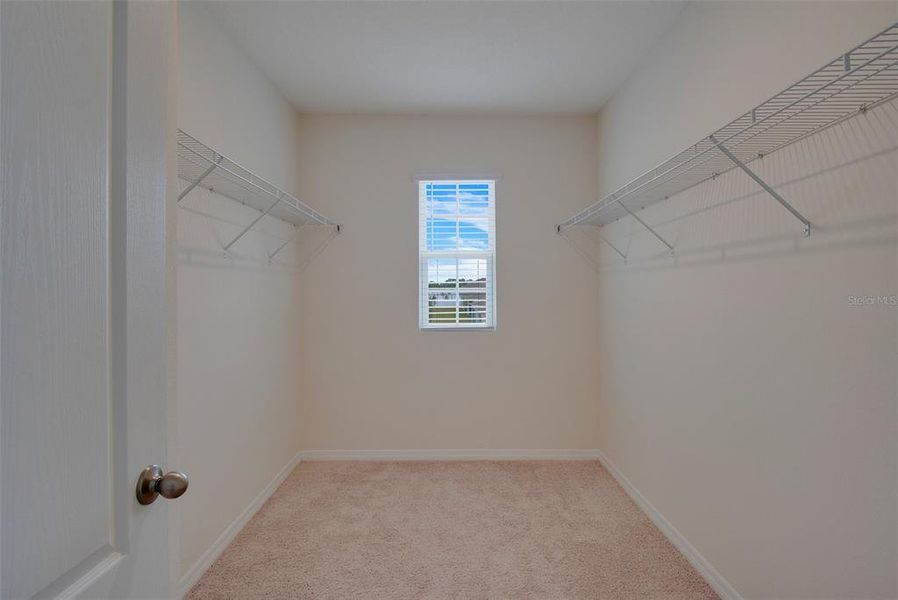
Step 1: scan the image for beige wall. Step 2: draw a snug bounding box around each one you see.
[172,2,896,597]
[173,1,305,586]
[591,3,897,598]
[177,2,301,193]
[295,115,601,451]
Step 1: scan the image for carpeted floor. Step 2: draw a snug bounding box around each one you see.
[187,461,718,599]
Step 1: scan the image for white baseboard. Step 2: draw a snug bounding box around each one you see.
[175,451,303,599]
[299,448,603,461]
[595,449,742,600]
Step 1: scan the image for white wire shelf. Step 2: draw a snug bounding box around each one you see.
[557,21,898,249]
[177,129,340,252]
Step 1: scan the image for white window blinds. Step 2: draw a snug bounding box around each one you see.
[419,180,496,329]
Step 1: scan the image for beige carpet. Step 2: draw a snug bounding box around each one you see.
[187,461,717,599]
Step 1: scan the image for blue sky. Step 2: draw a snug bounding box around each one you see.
[423,182,493,285]
[424,182,491,253]
[424,182,491,282]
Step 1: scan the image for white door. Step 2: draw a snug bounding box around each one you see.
[1,1,176,598]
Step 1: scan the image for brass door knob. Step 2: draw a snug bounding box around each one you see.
[136,465,189,505]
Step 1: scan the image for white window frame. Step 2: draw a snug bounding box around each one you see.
[418,179,497,331]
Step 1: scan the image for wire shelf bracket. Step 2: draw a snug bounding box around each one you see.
[616,196,674,253]
[556,222,632,261]
[177,155,221,202]
[268,237,294,263]
[600,233,628,262]
[710,135,811,236]
[556,21,898,250]
[223,192,283,252]
[176,129,341,255]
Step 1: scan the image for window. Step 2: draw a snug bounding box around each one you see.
[419,180,496,329]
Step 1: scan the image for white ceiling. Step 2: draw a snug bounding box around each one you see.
[207,1,685,115]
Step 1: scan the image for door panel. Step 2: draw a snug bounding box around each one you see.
[1,1,173,598]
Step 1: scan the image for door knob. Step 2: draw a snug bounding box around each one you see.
[136,465,189,505]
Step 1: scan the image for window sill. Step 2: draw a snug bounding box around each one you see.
[420,325,496,332]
